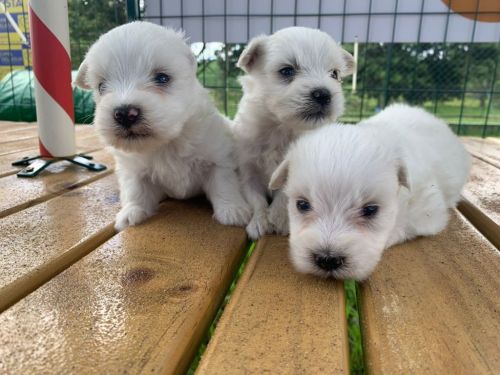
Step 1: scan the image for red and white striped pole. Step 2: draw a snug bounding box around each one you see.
[12,0,105,177]
[30,0,76,157]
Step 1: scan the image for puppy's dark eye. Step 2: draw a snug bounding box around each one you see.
[296,198,312,213]
[279,66,296,79]
[330,69,340,80]
[154,73,170,85]
[98,82,105,95]
[361,205,378,218]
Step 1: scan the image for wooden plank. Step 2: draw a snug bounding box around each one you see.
[197,236,349,375]
[0,137,39,156]
[459,157,500,248]
[0,127,38,143]
[0,174,120,312]
[0,131,104,178]
[0,121,36,133]
[462,137,500,168]
[0,125,99,157]
[359,211,500,375]
[0,200,248,375]
[0,148,114,218]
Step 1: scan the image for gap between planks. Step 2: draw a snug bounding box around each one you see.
[0,223,116,312]
[458,198,500,250]
[0,168,114,219]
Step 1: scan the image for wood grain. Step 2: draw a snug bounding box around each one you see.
[197,236,349,375]
[0,174,120,312]
[0,199,248,375]
[359,211,500,374]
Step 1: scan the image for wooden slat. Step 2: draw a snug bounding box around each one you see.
[0,174,120,311]
[197,236,349,375]
[0,148,114,218]
[0,121,36,133]
[462,137,500,168]
[359,211,500,374]
[0,200,247,375]
[0,127,38,143]
[0,137,39,156]
[459,157,500,248]
[0,125,99,157]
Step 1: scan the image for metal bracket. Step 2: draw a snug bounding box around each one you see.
[12,154,107,178]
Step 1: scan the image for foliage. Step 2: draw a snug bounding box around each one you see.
[68,0,127,69]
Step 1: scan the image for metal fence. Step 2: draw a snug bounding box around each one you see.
[0,0,498,137]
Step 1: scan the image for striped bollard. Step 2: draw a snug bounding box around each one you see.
[12,0,105,177]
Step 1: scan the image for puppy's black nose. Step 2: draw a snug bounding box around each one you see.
[313,254,345,271]
[310,88,331,106]
[114,105,140,128]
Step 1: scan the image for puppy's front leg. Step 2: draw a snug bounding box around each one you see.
[204,166,251,227]
[240,167,272,239]
[115,171,164,231]
[268,189,289,235]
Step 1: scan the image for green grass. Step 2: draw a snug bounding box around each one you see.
[345,281,365,375]
[186,241,256,375]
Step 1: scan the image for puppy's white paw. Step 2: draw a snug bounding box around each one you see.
[114,205,151,231]
[245,212,272,240]
[213,201,252,227]
[268,206,290,236]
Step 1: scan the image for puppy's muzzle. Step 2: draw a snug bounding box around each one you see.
[114,105,141,128]
[310,88,331,107]
[313,252,345,271]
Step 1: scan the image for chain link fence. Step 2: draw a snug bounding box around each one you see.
[0,0,498,137]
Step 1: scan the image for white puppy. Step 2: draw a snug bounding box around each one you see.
[75,22,250,231]
[234,26,355,239]
[270,104,471,280]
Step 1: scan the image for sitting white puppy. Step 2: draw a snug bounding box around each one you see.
[270,104,471,280]
[75,22,250,231]
[234,26,354,239]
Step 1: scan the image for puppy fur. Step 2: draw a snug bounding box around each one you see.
[270,104,471,280]
[234,26,355,239]
[75,21,250,231]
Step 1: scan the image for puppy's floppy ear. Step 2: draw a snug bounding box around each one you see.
[340,48,355,77]
[74,57,91,90]
[269,158,289,191]
[397,161,410,190]
[237,35,268,73]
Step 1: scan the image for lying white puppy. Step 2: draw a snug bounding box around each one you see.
[75,21,250,231]
[270,104,471,280]
[234,26,355,239]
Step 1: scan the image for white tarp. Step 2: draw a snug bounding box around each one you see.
[144,0,500,43]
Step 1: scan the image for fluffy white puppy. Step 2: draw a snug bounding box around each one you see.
[270,104,471,280]
[234,26,355,239]
[75,22,250,231]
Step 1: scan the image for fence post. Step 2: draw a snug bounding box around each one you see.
[127,0,139,21]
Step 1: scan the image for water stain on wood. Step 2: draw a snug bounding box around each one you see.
[122,267,155,286]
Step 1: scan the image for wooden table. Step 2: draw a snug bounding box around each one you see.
[0,123,498,374]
